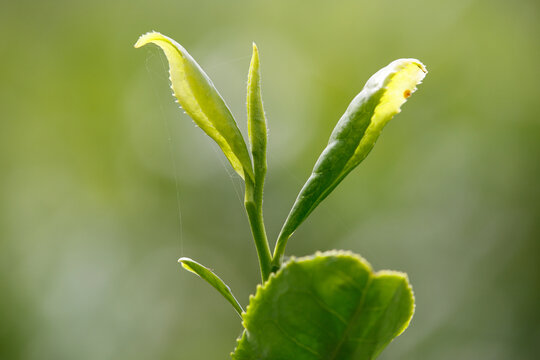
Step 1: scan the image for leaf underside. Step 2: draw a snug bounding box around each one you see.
[232,251,414,360]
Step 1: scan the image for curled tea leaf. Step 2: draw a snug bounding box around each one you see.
[273,59,427,268]
[247,42,268,205]
[179,257,244,317]
[135,32,253,181]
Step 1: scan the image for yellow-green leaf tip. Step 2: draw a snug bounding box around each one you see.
[178,257,197,275]
[368,58,427,126]
[134,31,163,49]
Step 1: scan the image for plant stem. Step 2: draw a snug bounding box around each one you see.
[245,178,272,282]
[271,232,287,272]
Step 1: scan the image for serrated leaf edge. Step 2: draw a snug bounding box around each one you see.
[232,250,415,357]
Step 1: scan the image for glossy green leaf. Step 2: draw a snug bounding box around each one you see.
[179,257,244,317]
[232,251,414,360]
[246,42,268,206]
[135,32,254,181]
[273,59,427,267]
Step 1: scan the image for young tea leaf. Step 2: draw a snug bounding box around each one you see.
[273,59,427,267]
[232,251,414,360]
[244,43,273,282]
[247,43,268,206]
[135,32,254,181]
[179,257,244,317]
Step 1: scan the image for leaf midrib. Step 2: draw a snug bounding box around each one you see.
[327,275,373,360]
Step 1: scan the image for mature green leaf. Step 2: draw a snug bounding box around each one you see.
[232,251,414,360]
[273,60,427,267]
[179,257,244,317]
[246,42,268,206]
[135,32,254,181]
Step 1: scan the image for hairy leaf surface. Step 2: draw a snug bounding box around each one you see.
[135,32,253,181]
[273,60,427,267]
[233,251,414,360]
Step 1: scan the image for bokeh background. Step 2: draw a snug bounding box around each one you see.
[1,0,539,359]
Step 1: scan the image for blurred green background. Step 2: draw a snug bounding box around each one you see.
[1,0,539,359]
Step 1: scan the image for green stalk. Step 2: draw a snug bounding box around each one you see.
[245,178,272,282]
[271,232,288,271]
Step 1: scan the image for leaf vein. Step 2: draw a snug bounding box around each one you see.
[272,320,323,359]
[328,275,373,360]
